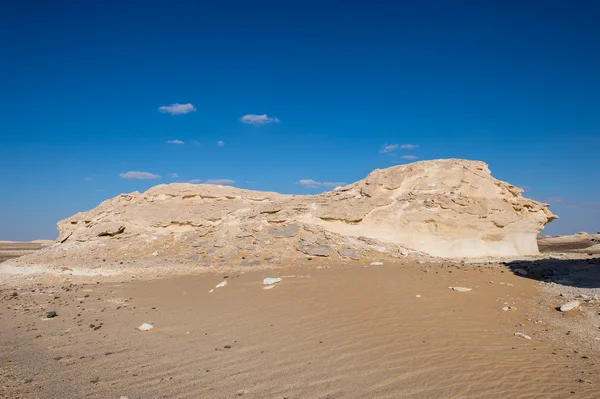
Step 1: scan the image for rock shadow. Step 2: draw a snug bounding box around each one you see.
[506,257,600,289]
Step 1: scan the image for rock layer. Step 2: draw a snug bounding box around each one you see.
[7,159,557,270]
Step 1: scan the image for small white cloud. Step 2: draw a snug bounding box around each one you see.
[400,155,418,160]
[399,144,419,150]
[240,114,280,125]
[204,179,235,185]
[217,140,225,147]
[166,139,185,145]
[190,139,200,147]
[158,103,196,115]
[169,173,180,178]
[298,179,345,189]
[119,171,161,180]
[188,179,203,184]
[380,144,398,154]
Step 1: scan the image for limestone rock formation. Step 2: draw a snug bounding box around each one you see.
[6,159,557,271]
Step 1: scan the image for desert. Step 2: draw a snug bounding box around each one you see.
[1,161,599,398]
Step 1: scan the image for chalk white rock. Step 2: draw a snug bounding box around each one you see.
[137,323,153,331]
[370,262,383,266]
[215,280,227,288]
[263,277,282,285]
[208,289,214,293]
[502,306,511,311]
[559,300,580,312]
[263,285,276,290]
[152,251,158,257]
[514,332,531,340]
[449,286,472,292]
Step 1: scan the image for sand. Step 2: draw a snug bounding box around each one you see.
[2,256,599,398]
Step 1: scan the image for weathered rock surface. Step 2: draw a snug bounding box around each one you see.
[3,159,557,271]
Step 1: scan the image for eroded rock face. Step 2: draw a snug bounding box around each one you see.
[8,160,557,269]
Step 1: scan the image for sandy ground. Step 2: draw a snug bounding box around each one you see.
[1,238,599,398]
[0,243,50,265]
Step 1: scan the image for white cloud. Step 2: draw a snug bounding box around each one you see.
[240,114,280,125]
[119,171,161,180]
[298,179,345,189]
[158,103,196,115]
[217,140,225,147]
[188,179,203,184]
[400,155,418,160]
[204,179,235,185]
[400,144,419,150]
[379,144,398,154]
[166,139,185,145]
[169,173,180,178]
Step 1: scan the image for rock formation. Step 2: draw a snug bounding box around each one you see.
[5,159,557,271]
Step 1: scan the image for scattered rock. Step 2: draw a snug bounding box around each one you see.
[43,311,58,319]
[215,280,228,288]
[263,277,282,285]
[338,248,360,260]
[559,301,580,312]
[370,261,383,266]
[152,251,158,257]
[297,245,333,257]
[449,287,472,292]
[137,323,153,331]
[514,332,532,340]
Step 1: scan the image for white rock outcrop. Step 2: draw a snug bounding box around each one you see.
[5,159,556,270]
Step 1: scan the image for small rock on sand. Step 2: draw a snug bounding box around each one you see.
[449,287,472,292]
[137,323,153,331]
[152,251,158,256]
[215,280,227,288]
[514,332,532,340]
[559,300,580,312]
[44,311,58,319]
[263,285,276,290]
[263,277,282,285]
[370,261,383,266]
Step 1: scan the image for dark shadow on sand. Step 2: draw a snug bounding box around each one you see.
[506,257,600,289]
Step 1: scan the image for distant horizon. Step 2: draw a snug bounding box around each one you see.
[2,157,596,242]
[2,1,598,240]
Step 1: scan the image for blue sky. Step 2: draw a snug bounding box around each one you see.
[1,1,599,240]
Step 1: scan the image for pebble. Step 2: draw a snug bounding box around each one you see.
[263,277,282,285]
[215,280,228,288]
[152,251,158,256]
[514,332,532,340]
[449,287,472,292]
[44,311,58,319]
[502,306,511,311]
[137,323,153,331]
[559,301,580,312]
[370,262,383,266]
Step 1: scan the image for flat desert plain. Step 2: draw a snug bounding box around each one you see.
[1,239,599,398]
